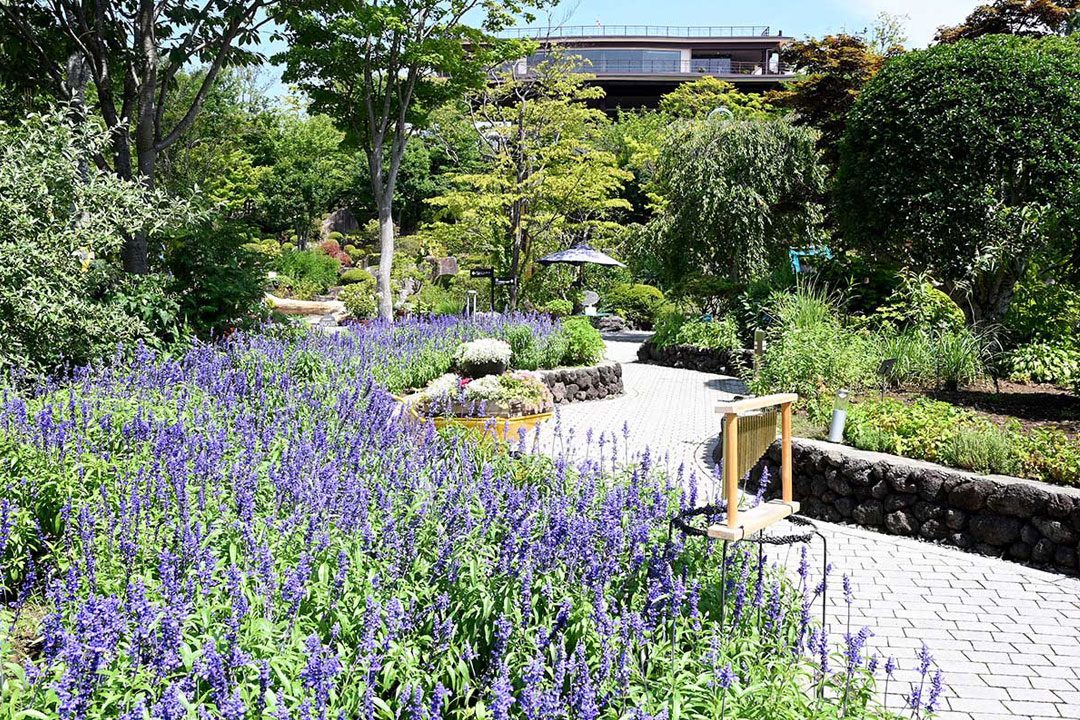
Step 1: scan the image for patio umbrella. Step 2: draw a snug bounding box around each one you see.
[536,242,625,312]
[536,242,625,269]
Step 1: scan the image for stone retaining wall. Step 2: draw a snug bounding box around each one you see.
[637,342,753,375]
[750,438,1080,575]
[536,361,623,404]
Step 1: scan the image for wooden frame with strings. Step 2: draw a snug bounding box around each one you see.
[710,393,799,541]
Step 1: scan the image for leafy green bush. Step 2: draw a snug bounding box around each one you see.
[603,283,665,328]
[538,298,573,318]
[876,272,966,332]
[1004,266,1080,344]
[505,325,541,370]
[1004,341,1080,384]
[1016,428,1080,486]
[837,35,1080,326]
[276,249,340,294]
[559,318,606,365]
[846,398,962,461]
[843,397,1078,483]
[0,111,191,375]
[166,219,269,337]
[340,283,377,319]
[652,312,740,350]
[339,268,376,286]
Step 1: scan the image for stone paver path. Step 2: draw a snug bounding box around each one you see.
[545,334,1080,720]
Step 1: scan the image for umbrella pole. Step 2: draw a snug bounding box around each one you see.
[572,264,585,315]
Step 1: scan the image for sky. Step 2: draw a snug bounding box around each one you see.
[519,0,981,47]
[259,0,984,99]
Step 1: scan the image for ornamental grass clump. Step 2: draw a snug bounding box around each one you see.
[0,319,940,720]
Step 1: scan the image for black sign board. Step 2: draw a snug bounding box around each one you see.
[470,267,494,278]
[494,277,515,286]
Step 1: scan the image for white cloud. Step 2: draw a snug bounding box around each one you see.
[841,0,981,46]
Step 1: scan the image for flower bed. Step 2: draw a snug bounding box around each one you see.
[0,319,939,719]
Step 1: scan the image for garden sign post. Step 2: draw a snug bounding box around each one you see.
[470,267,495,311]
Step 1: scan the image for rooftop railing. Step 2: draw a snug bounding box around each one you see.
[498,24,778,39]
[515,58,792,76]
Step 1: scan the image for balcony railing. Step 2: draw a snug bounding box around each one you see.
[517,58,792,76]
[498,24,776,39]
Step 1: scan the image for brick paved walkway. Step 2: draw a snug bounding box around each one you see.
[543,334,1080,720]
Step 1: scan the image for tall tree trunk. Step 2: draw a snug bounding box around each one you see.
[509,198,523,311]
[508,96,528,311]
[376,198,395,320]
[65,53,90,183]
[123,0,159,275]
[949,256,1029,329]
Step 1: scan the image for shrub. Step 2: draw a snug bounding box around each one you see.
[876,272,965,332]
[652,312,740,350]
[604,283,665,328]
[0,111,193,375]
[1004,341,1080,384]
[505,325,541,370]
[1017,428,1080,486]
[751,286,879,414]
[560,318,606,366]
[844,397,1068,481]
[340,283,377,319]
[939,427,1021,476]
[1005,268,1080,344]
[538,298,573,318]
[846,397,971,464]
[276,250,340,293]
[340,268,376,287]
[837,35,1080,326]
[166,219,269,338]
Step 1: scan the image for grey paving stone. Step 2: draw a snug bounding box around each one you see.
[546,337,1080,720]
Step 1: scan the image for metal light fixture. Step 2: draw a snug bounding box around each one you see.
[827,389,849,443]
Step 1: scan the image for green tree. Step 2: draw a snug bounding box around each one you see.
[427,56,631,309]
[156,69,274,216]
[0,111,190,374]
[935,0,1078,43]
[258,111,354,248]
[647,119,826,286]
[278,0,545,320]
[658,77,774,120]
[0,0,275,273]
[836,36,1080,326]
[767,22,904,168]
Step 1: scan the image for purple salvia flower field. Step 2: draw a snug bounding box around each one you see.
[0,318,940,718]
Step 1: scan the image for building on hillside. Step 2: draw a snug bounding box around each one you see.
[498,25,796,109]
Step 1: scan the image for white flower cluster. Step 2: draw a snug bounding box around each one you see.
[454,338,511,366]
[462,374,502,400]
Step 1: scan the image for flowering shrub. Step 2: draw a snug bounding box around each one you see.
[0,320,941,720]
[340,284,378,319]
[415,371,555,418]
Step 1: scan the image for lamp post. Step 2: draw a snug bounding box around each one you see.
[827,389,849,443]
